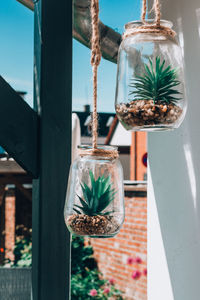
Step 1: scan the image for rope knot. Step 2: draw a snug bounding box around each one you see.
[91,50,101,66]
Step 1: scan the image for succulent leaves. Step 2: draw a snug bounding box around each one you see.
[74,171,116,216]
[129,57,182,104]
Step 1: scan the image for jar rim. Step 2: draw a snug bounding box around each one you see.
[78,145,118,151]
[125,19,173,30]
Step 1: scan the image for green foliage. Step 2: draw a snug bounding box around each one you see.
[71,270,104,299]
[71,270,123,300]
[130,56,181,104]
[71,235,97,276]
[13,238,32,267]
[3,225,32,267]
[71,236,123,300]
[74,171,116,216]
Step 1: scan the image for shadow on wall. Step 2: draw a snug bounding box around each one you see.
[149,123,200,300]
[148,0,200,299]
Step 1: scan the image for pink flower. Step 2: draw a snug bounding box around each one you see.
[127,257,134,265]
[103,288,110,294]
[133,256,142,264]
[143,268,147,276]
[132,270,141,280]
[89,289,97,296]
[109,278,115,285]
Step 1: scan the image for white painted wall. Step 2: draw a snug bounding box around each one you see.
[148,167,174,300]
[148,1,200,299]
[110,122,132,146]
[119,154,130,180]
[72,113,81,162]
[110,123,131,179]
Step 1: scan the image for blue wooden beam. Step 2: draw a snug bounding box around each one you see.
[0,76,38,177]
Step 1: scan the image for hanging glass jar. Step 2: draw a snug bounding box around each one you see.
[64,146,125,238]
[115,20,187,131]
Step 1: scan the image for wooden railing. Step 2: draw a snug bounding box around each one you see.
[0,268,31,299]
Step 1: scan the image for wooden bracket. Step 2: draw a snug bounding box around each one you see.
[0,77,38,178]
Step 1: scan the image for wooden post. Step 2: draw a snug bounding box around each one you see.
[130,132,147,181]
[32,0,72,299]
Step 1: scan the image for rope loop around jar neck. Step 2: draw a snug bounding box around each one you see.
[123,22,176,39]
[78,146,119,159]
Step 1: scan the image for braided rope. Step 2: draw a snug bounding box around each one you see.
[124,0,175,38]
[90,0,101,150]
[87,0,119,159]
[141,0,161,26]
[155,0,161,27]
[141,0,147,23]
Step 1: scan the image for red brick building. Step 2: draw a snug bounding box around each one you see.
[0,159,32,264]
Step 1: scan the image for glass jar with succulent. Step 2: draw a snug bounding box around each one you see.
[64,146,124,238]
[115,20,187,131]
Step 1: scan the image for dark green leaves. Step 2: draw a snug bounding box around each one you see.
[129,56,182,104]
[74,171,116,216]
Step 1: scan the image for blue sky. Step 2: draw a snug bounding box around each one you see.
[0,0,140,112]
[0,1,34,105]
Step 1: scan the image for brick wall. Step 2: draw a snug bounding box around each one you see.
[0,194,5,264]
[5,191,15,262]
[90,189,147,300]
[0,185,32,265]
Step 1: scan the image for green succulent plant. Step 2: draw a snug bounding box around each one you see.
[74,171,116,216]
[129,56,182,104]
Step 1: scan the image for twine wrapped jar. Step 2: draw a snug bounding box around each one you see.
[115,20,187,131]
[64,145,125,238]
